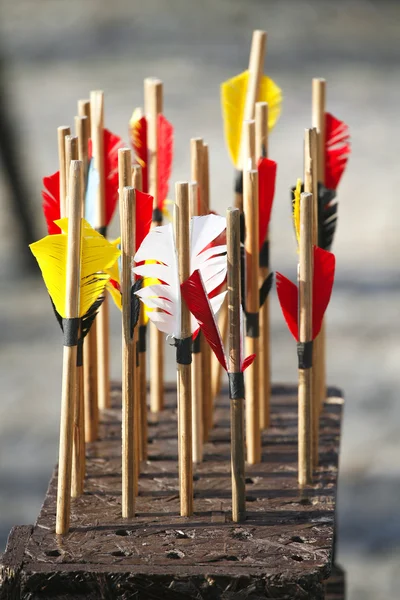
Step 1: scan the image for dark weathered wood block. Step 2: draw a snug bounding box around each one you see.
[0,384,345,599]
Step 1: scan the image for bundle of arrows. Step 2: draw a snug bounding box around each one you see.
[29,30,351,539]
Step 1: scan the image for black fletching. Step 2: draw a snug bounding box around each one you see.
[234,169,243,195]
[130,279,143,338]
[290,182,337,250]
[259,272,274,308]
[318,183,337,251]
[81,296,104,340]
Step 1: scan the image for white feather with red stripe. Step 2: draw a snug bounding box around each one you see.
[133,214,227,339]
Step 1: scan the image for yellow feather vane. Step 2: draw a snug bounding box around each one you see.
[220,70,283,168]
[103,236,123,311]
[105,237,121,284]
[29,219,120,318]
[292,179,301,247]
[106,280,122,311]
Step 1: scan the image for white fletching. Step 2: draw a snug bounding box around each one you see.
[134,223,181,337]
[134,214,227,339]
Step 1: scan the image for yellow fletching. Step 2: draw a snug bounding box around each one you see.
[258,74,283,132]
[292,179,301,247]
[162,200,174,222]
[221,70,248,168]
[129,107,143,128]
[106,280,122,311]
[30,219,120,318]
[104,237,121,284]
[221,70,283,168]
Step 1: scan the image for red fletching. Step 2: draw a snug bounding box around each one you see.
[130,116,148,194]
[276,272,299,341]
[312,247,335,339]
[135,190,153,252]
[276,246,335,342]
[42,171,61,234]
[241,354,256,372]
[109,279,120,292]
[258,157,277,249]
[157,114,173,211]
[88,128,124,226]
[181,270,228,371]
[44,128,123,233]
[325,112,350,190]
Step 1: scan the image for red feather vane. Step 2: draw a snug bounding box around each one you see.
[42,171,61,235]
[88,128,124,227]
[135,190,153,252]
[181,270,255,372]
[157,114,173,212]
[276,246,335,342]
[130,115,148,194]
[258,157,277,249]
[325,112,350,190]
[42,128,123,234]
[181,270,228,371]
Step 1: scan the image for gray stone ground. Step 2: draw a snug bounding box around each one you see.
[1,1,400,598]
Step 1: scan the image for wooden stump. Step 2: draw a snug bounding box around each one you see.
[0,384,345,600]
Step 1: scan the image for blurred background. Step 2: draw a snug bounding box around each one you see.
[0,1,399,598]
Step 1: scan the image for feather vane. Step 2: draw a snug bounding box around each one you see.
[134,215,228,338]
[258,157,277,248]
[276,246,335,342]
[325,112,350,190]
[42,171,61,235]
[157,114,174,212]
[221,70,282,168]
[129,108,148,194]
[29,219,120,318]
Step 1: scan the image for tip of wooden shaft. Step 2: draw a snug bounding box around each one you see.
[313,77,326,84]
[300,192,312,201]
[58,125,70,133]
[70,159,83,173]
[90,89,104,97]
[252,29,266,39]
[144,77,162,87]
[227,206,239,215]
[119,147,132,155]
[75,115,87,123]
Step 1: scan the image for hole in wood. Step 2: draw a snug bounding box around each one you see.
[45,549,61,557]
[291,535,305,543]
[291,555,304,562]
[245,477,254,484]
[245,495,257,502]
[115,529,129,536]
[111,550,128,557]
[166,549,185,559]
